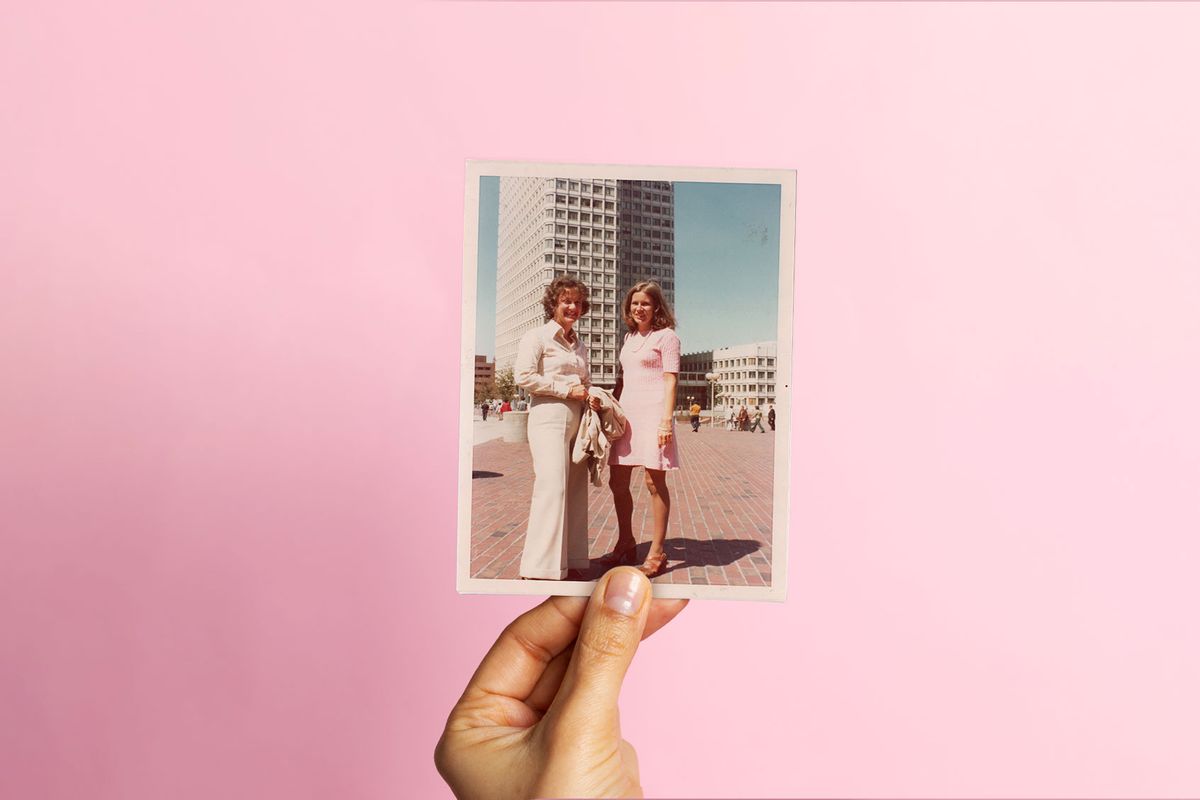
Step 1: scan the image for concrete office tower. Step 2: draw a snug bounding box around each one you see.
[494,177,675,389]
[712,341,778,409]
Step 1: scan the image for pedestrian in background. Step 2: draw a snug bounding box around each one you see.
[738,406,749,431]
[768,404,775,431]
[750,407,765,433]
[480,401,489,422]
[689,401,701,433]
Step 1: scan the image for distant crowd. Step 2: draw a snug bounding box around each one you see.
[484,397,776,432]
[478,398,525,421]
[722,403,774,433]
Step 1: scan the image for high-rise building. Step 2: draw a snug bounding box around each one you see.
[494,177,676,388]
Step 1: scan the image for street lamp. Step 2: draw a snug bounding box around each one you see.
[705,371,718,428]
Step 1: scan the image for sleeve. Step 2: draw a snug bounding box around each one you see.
[514,330,570,398]
[659,329,681,374]
[580,341,592,388]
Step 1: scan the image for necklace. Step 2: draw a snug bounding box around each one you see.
[626,329,653,353]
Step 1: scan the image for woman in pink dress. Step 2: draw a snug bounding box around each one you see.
[606,281,680,578]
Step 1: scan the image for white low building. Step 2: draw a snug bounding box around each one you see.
[712,341,777,409]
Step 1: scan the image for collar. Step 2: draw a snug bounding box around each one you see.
[542,319,579,347]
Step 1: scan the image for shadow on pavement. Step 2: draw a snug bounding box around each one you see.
[580,536,762,581]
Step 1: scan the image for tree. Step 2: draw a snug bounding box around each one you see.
[474,379,497,405]
[494,367,517,403]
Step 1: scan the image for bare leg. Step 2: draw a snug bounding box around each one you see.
[643,468,671,558]
[607,464,637,556]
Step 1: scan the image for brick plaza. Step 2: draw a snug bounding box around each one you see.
[470,422,775,585]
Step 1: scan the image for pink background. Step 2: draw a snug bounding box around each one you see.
[4,2,1199,798]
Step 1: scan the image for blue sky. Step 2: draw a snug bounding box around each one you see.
[475,177,781,357]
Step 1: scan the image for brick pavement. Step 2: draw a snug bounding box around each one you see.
[470,425,774,585]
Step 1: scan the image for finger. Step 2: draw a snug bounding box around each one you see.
[526,596,688,713]
[543,568,651,733]
[645,596,689,633]
[461,595,587,704]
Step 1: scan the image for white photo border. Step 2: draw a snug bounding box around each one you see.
[458,160,795,601]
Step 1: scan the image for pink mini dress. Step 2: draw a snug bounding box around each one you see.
[609,327,681,471]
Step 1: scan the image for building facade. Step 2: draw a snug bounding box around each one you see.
[678,350,715,410]
[494,177,676,389]
[473,355,494,398]
[712,341,778,409]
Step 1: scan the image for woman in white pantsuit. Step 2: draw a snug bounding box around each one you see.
[514,277,601,580]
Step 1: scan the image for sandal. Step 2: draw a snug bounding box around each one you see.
[637,551,668,579]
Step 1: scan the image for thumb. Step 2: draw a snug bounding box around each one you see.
[547,567,652,733]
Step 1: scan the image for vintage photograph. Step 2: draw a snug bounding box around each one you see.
[458,161,795,600]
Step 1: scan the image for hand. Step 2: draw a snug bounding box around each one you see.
[436,569,688,799]
[658,419,673,448]
[567,385,588,402]
[588,395,603,411]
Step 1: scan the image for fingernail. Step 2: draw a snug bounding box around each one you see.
[604,569,647,616]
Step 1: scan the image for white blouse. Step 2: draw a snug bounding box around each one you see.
[514,320,591,399]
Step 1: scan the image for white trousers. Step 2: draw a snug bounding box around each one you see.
[519,396,590,579]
